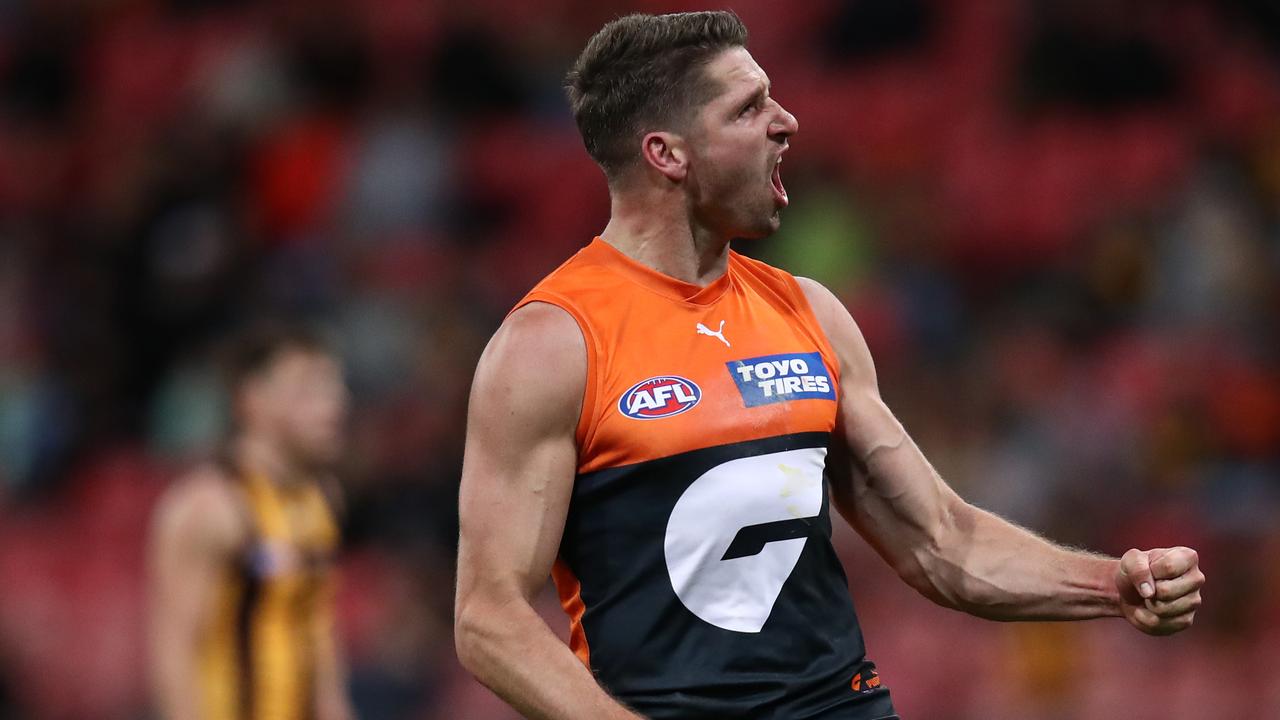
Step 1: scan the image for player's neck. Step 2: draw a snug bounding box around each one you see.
[233,434,311,489]
[600,190,730,287]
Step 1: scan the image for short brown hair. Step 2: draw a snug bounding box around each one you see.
[221,321,331,392]
[565,11,748,178]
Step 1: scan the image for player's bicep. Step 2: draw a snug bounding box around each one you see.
[796,278,959,545]
[150,477,239,633]
[457,303,586,606]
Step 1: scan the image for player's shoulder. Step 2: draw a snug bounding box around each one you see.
[473,301,586,422]
[158,463,239,513]
[788,275,879,384]
[726,250,833,317]
[494,301,585,361]
[152,463,250,552]
[791,275,840,318]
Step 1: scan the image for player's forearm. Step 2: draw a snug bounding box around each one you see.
[849,434,1123,621]
[151,640,203,720]
[311,582,355,720]
[313,630,355,719]
[929,503,1124,621]
[455,599,644,720]
[313,670,355,720]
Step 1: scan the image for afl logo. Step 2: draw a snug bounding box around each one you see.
[618,376,702,420]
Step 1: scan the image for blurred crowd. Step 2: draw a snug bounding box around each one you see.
[1,0,1278,718]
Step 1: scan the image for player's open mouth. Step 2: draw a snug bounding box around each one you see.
[770,155,788,207]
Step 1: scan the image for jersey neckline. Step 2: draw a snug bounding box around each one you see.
[585,236,734,306]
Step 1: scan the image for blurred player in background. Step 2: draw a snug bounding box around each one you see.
[148,325,355,720]
[455,11,1206,720]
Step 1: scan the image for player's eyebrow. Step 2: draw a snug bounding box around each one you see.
[736,80,770,107]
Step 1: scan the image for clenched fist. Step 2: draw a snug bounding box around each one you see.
[1115,547,1205,636]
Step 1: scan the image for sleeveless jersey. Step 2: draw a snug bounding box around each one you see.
[198,470,339,720]
[512,237,896,719]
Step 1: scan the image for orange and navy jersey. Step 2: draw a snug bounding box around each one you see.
[198,471,339,720]
[512,238,896,719]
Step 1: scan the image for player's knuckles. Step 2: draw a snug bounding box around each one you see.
[1150,593,1200,617]
[1158,575,1206,604]
[1162,613,1195,634]
[1151,556,1179,578]
[1154,578,1189,601]
[1132,608,1161,631]
[1120,548,1147,573]
[1146,547,1172,564]
[1154,547,1198,578]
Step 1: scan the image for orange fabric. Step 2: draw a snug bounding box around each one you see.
[512,236,841,476]
[551,559,590,667]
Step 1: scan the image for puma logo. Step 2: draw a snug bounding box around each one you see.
[696,320,731,348]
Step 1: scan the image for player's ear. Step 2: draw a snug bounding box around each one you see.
[640,131,688,182]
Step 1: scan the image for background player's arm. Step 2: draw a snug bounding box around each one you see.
[797,278,1204,635]
[311,573,355,720]
[311,478,356,720]
[455,303,645,720]
[147,469,248,720]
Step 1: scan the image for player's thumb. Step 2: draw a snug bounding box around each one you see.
[1120,548,1155,599]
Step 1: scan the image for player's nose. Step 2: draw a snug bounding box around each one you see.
[769,102,799,139]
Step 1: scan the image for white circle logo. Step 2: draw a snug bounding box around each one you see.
[663,447,827,633]
[617,375,702,420]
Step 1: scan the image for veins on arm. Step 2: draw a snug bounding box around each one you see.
[853,431,906,477]
[799,276,1125,620]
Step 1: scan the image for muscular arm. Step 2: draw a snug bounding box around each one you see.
[454,302,644,720]
[148,469,248,720]
[797,278,1202,633]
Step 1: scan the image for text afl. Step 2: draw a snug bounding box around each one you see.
[618,376,702,420]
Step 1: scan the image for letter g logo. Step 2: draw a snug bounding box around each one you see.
[663,447,827,633]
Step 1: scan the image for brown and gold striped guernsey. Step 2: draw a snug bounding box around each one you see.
[198,471,339,720]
